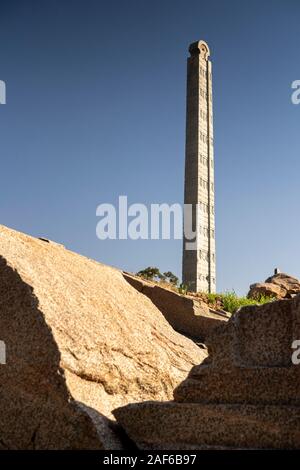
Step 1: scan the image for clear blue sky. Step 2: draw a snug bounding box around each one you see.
[0,0,299,294]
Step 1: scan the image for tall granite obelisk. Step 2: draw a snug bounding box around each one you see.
[182,40,216,293]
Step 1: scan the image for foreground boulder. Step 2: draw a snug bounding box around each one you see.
[248,272,300,300]
[0,225,205,449]
[123,273,229,342]
[114,296,300,449]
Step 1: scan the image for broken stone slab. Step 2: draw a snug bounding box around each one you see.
[123,273,229,341]
[175,296,300,400]
[113,295,300,449]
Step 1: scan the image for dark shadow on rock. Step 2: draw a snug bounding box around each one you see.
[0,256,105,449]
[78,403,138,450]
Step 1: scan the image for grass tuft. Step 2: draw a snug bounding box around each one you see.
[199,291,275,314]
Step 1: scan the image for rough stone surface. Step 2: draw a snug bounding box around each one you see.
[0,224,205,449]
[114,296,300,449]
[248,273,300,300]
[114,402,300,450]
[265,273,300,296]
[248,282,286,300]
[123,273,229,342]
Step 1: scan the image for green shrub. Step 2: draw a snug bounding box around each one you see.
[137,267,165,281]
[163,271,179,286]
[215,291,275,314]
[178,283,188,295]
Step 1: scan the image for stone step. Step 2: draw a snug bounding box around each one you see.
[174,366,300,405]
[113,401,300,450]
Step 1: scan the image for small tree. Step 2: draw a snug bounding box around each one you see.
[163,271,179,286]
[137,267,165,282]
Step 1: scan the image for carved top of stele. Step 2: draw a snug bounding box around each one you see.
[189,40,210,60]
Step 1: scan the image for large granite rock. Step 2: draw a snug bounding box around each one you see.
[265,272,300,296]
[114,296,300,449]
[123,273,229,342]
[0,225,204,449]
[248,272,300,300]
